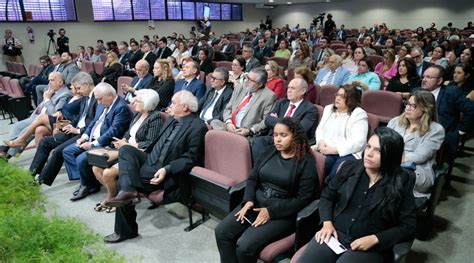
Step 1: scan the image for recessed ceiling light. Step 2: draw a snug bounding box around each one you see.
[269,0,274,2]
[287,1,292,4]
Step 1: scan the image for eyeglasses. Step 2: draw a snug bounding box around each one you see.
[422,75,439,80]
[246,76,258,83]
[404,102,417,109]
[210,76,224,81]
[334,92,346,98]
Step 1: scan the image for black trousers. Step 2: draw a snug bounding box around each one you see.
[296,238,383,263]
[115,145,162,236]
[30,133,78,186]
[214,205,294,263]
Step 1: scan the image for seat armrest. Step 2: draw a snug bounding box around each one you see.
[392,239,414,263]
[229,180,247,211]
[229,180,247,195]
[295,199,320,249]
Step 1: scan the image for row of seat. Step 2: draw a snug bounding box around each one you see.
[3,61,28,78]
[80,61,106,75]
[0,75,32,122]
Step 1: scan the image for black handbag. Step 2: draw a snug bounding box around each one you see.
[86,148,119,168]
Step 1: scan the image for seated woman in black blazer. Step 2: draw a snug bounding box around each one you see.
[197,47,214,76]
[215,117,318,263]
[294,127,417,263]
[146,59,175,111]
[386,57,421,99]
[91,51,123,89]
[92,89,162,212]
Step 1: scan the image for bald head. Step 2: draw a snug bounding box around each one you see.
[287,78,307,103]
[135,60,149,78]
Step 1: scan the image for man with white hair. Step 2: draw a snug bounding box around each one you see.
[103,90,207,243]
[63,82,132,201]
[315,54,350,86]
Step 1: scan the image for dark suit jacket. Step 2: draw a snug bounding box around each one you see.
[142,52,157,73]
[221,43,236,58]
[118,52,131,66]
[198,84,234,122]
[148,114,207,203]
[436,85,474,137]
[125,73,154,100]
[245,57,261,72]
[242,147,317,219]
[264,99,318,139]
[156,46,173,59]
[254,46,272,60]
[84,97,132,146]
[199,58,214,76]
[124,110,162,151]
[129,50,143,69]
[146,78,175,110]
[77,95,98,134]
[320,159,417,251]
[174,78,206,99]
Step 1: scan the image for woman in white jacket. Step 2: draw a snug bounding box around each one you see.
[312,84,368,178]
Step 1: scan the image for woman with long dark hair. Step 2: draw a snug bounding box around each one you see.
[387,57,421,99]
[294,126,417,263]
[215,117,318,263]
[451,63,473,100]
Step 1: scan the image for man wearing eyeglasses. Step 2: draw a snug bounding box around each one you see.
[198,68,233,124]
[411,47,433,77]
[420,65,474,188]
[211,67,276,137]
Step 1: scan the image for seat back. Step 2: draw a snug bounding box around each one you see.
[199,71,205,81]
[311,149,326,198]
[1,76,13,95]
[99,54,107,63]
[204,130,252,184]
[8,78,24,98]
[28,64,37,77]
[366,112,380,139]
[215,61,233,71]
[83,61,94,73]
[117,76,133,97]
[368,54,384,67]
[318,85,339,106]
[361,90,402,122]
[315,104,323,125]
[287,67,295,82]
[93,62,105,75]
[268,56,289,68]
[329,43,346,51]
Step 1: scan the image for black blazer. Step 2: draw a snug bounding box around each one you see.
[156,46,173,59]
[264,99,318,139]
[436,85,474,137]
[78,95,98,135]
[118,52,131,66]
[199,58,214,76]
[124,110,162,151]
[128,50,143,69]
[242,147,317,219]
[198,84,234,122]
[146,78,175,111]
[148,114,208,203]
[142,52,157,73]
[102,63,122,89]
[319,160,417,251]
[221,43,236,58]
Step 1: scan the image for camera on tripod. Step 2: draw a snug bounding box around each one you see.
[313,13,326,27]
[47,29,56,39]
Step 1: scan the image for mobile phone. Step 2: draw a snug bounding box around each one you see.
[242,210,258,225]
[325,236,347,255]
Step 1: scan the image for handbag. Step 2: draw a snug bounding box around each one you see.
[3,38,22,56]
[86,148,119,168]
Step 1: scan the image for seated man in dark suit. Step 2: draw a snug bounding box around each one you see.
[63,82,132,201]
[122,60,153,102]
[139,42,157,74]
[411,47,433,78]
[103,90,208,243]
[251,78,318,159]
[123,40,143,77]
[155,37,173,60]
[312,37,334,63]
[242,45,261,72]
[210,67,276,137]
[420,65,474,186]
[198,67,233,124]
[254,37,272,62]
[173,61,206,99]
[117,43,130,66]
[29,72,98,185]
[214,37,236,62]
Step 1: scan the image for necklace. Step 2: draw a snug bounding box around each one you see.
[369,174,381,188]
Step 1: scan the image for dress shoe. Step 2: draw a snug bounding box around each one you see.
[72,186,81,196]
[104,191,140,208]
[70,185,92,201]
[104,232,138,243]
[88,186,101,195]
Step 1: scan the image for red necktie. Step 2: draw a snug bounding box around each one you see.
[232,93,252,126]
[286,104,296,117]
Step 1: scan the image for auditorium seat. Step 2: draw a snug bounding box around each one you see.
[117,76,133,97]
[268,56,289,68]
[189,130,252,224]
[318,85,339,106]
[361,90,403,123]
[93,62,105,75]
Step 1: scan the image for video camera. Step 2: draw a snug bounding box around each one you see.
[313,13,326,27]
[47,29,56,39]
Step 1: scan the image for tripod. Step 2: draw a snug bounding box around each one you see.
[47,37,57,55]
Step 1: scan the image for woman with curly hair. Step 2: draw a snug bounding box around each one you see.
[215,117,319,263]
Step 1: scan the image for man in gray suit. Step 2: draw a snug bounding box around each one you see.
[36,52,79,104]
[1,72,72,158]
[242,45,261,72]
[211,67,276,137]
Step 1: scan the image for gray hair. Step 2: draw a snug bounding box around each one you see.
[50,71,65,82]
[251,67,268,87]
[330,54,343,67]
[71,72,94,86]
[291,78,308,91]
[177,90,198,113]
[135,89,160,112]
[448,35,460,41]
[94,82,116,97]
[214,67,229,83]
[136,59,150,70]
[242,45,254,53]
[412,46,424,55]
